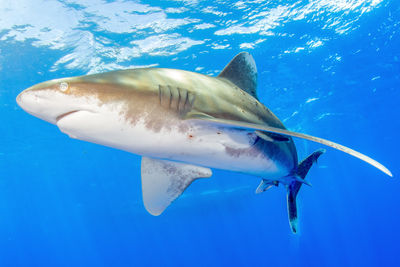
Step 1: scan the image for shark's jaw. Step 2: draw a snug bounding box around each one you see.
[55,110,81,123]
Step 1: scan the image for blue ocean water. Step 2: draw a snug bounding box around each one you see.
[0,0,399,266]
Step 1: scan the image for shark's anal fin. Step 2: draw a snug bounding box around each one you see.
[141,157,212,216]
[188,116,393,177]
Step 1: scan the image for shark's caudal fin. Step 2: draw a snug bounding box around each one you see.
[287,149,325,233]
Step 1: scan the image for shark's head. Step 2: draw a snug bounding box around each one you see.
[16,71,159,148]
[17,77,103,125]
[16,72,153,144]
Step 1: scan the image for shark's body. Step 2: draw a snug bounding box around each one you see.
[56,68,296,178]
[17,52,392,233]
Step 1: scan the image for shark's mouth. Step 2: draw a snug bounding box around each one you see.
[56,110,80,123]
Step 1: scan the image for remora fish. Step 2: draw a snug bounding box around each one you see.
[16,52,392,233]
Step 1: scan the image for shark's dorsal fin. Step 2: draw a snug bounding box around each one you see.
[218,52,258,100]
[187,116,393,177]
[141,157,212,215]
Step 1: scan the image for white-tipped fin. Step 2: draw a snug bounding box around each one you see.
[141,157,212,216]
[255,179,278,194]
[188,116,393,177]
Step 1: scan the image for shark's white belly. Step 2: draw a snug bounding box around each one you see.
[56,109,289,179]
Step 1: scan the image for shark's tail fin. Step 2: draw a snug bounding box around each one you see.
[287,149,325,233]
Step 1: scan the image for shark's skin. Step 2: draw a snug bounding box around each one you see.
[16,52,392,233]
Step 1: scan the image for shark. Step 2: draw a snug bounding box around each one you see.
[16,52,392,233]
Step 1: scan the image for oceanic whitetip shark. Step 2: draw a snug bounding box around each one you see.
[16,52,392,233]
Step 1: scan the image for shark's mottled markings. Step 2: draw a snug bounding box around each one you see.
[17,52,392,233]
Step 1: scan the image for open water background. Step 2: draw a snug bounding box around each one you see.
[0,1,399,266]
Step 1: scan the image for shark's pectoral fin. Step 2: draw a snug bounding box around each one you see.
[141,157,212,216]
[187,116,392,177]
[184,111,214,120]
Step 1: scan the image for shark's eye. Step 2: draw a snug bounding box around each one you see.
[59,82,69,92]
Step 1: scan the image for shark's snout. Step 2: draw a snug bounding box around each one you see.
[17,85,83,125]
[16,89,39,114]
[16,92,22,106]
[16,89,57,124]
[16,81,103,127]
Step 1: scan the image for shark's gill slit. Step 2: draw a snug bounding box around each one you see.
[176,87,180,111]
[182,90,189,113]
[158,85,162,105]
[168,85,173,109]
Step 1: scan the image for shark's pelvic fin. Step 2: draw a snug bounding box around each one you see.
[141,157,212,216]
[287,149,325,233]
[218,52,258,100]
[255,179,279,194]
[188,116,393,177]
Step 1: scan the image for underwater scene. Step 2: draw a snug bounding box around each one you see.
[0,0,399,266]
